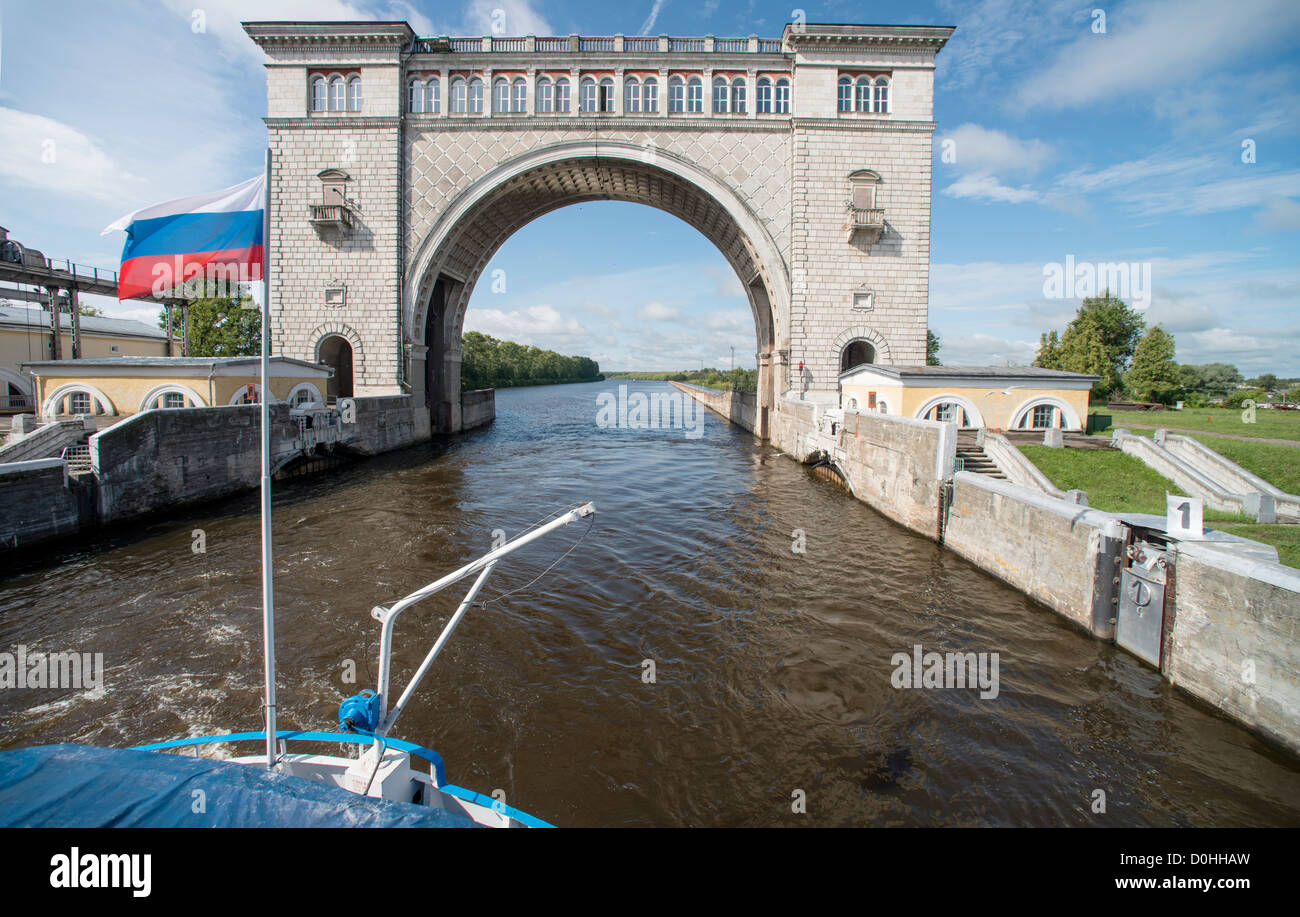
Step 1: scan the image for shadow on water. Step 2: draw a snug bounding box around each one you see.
[2,381,1298,827]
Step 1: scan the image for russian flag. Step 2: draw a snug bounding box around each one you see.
[102,174,265,301]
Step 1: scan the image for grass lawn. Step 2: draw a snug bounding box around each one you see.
[1017,444,1299,569]
[1090,406,1300,441]
[1084,423,1300,495]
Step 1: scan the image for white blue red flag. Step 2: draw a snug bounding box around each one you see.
[101,174,265,301]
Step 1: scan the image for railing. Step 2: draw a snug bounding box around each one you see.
[308,203,353,228]
[60,443,92,474]
[850,207,885,227]
[409,35,785,55]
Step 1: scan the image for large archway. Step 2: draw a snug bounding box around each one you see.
[405,141,789,438]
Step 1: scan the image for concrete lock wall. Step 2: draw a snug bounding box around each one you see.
[344,395,432,456]
[944,473,1123,636]
[668,382,757,434]
[1165,543,1300,757]
[0,459,85,551]
[834,409,951,536]
[460,389,495,431]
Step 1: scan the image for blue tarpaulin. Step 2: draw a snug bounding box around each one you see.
[0,744,480,828]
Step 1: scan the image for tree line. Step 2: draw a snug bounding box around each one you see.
[1034,291,1296,406]
[460,331,603,390]
[607,367,758,392]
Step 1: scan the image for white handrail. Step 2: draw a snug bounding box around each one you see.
[371,501,595,730]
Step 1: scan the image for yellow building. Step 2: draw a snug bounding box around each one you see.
[21,356,334,420]
[838,364,1097,431]
[1,303,171,409]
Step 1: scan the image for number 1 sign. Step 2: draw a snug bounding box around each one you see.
[1167,494,1204,539]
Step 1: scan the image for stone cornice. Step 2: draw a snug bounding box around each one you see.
[243,21,415,49]
[266,116,402,129]
[792,117,935,132]
[782,23,955,49]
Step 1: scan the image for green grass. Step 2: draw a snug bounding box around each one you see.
[1085,426,1300,495]
[1090,406,1300,441]
[1017,444,1299,570]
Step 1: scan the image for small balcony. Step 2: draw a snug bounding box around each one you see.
[847,207,885,243]
[308,203,353,231]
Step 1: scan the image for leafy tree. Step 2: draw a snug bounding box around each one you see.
[460,331,602,390]
[1125,325,1180,403]
[1034,292,1145,399]
[1249,373,1279,392]
[156,281,260,357]
[926,328,941,365]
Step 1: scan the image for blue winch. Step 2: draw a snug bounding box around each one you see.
[338,689,381,733]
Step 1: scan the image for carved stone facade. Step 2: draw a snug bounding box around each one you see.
[245,21,953,437]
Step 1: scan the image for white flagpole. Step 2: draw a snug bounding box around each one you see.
[260,147,277,769]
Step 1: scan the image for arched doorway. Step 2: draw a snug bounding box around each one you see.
[406,143,789,438]
[840,340,876,373]
[318,335,353,400]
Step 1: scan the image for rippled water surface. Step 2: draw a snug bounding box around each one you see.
[2,381,1298,826]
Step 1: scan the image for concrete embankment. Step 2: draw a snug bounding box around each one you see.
[673,385,1300,756]
[667,381,758,433]
[0,389,493,551]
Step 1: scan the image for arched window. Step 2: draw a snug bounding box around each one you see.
[840,340,876,373]
[1017,403,1060,430]
[712,76,729,113]
[731,77,746,114]
[492,77,509,113]
[756,77,772,113]
[468,77,484,113]
[687,77,703,113]
[140,384,204,412]
[554,76,570,112]
[925,402,970,426]
[451,77,467,113]
[873,77,890,113]
[669,76,685,112]
[310,76,327,112]
[328,76,345,111]
[409,79,424,112]
[511,77,526,112]
[347,76,362,112]
[599,77,614,112]
[855,77,872,112]
[775,78,790,114]
[537,76,554,112]
[580,76,597,112]
[289,383,325,407]
[625,77,641,112]
[230,384,263,405]
[837,77,852,113]
[43,384,113,417]
[643,77,658,112]
[425,77,439,113]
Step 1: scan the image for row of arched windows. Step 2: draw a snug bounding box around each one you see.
[838,76,890,114]
[310,75,363,113]
[406,74,792,115]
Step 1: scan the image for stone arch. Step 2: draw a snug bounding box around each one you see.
[1009,394,1081,431]
[42,382,116,418]
[833,326,892,367]
[0,367,33,409]
[405,139,791,437]
[139,383,207,412]
[914,393,984,429]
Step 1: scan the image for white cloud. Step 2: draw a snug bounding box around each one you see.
[1254,197,1300,231]
[1015,0,1300,110]
[638,301,680,321]
[0,108,145,203]
[938,123,1053,175]
[465,304,585,342]
[462,0,552,36]
[943,172,1040,204]
[638,1,666,36]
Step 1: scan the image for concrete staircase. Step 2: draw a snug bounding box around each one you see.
[956,431,1007,480]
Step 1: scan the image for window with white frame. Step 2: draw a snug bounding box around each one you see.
[712,77,729,113]
[409,78,424,112]
[775,78,790,113]
[163,392,187,409]
[329,77,345,111]
[838,77,852,112]
[347,77,362,112]
[511,77,526,112]
[555,76,570,112]
[599,77,614,112]
[643,77,658,112]
[580,77,597,112]
[537,76,554,112]
[468,77,483,113]
[451,77,467,112]
[756,77,772,113]
[669,76,685,112]
[687,77,703,112]
[625,77,641,112]
[731,77,746,114]
[425,77,439,112]
[873,77,890,113]
[311,76,327,112]
[69,391,91,414]
[855,76,871,112]
[493,78,509,112]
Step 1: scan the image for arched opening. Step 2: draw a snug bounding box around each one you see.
[406,144,789,439]
[840,340,876,372]
[318,335,354,400]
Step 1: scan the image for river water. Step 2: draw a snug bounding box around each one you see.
[2,381,1298,826]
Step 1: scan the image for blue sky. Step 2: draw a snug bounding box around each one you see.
[0,0,1296,374]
